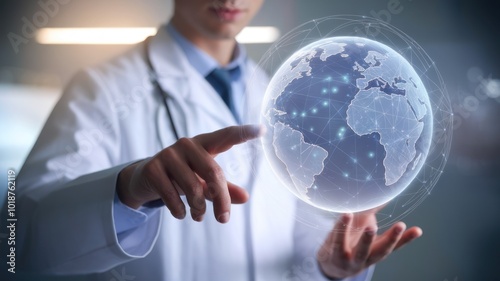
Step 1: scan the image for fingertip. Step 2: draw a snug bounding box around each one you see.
[232,190,249,204]
[190,201,206,222]
[243,124,266,138]
[217,212,230,224]
[257,124,267,136]
[241,189,250,202]
[365,226,376,236]
[335,213,353,228]
[412,226,423,238]
[193,214,204,222]
[247,124,266,138]
[228,182,250,204]
[394,222,407,235]
[172,209,186,220]
[344,213,354,221]
[365,225,378,235]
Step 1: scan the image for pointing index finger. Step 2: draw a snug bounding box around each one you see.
[194,125,264,156]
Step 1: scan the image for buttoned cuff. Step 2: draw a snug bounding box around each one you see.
[113,193,161,235]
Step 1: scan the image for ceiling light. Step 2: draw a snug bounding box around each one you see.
[36,28,157,45]
[36,26,280,45]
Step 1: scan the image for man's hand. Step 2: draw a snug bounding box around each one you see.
[116,125,264,223]
[317,206,423,279]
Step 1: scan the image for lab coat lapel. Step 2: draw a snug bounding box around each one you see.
[148,25,238,140]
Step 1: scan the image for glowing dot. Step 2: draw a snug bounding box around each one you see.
[337,127,346,139]
[368,152,375,158]
[322,88,328,94]
[322,101,329,106]
[311,108,318,114]
[301,112,306,117]
[343,173,349,178]
[332,87,338,93]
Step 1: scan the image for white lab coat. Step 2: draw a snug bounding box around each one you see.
[11,26,373,281]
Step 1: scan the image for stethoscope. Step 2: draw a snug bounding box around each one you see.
[144,36,181,141]
[143,36,258,281]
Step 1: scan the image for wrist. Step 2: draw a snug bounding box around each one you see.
[317,260,344,281]
[117,162,147,209]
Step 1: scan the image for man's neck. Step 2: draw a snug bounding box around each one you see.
[171,21,236,66]
[190,37,236,66]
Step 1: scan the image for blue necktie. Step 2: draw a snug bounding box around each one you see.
[206,68,240,123]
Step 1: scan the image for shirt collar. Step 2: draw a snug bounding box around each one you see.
[166,23,246,79]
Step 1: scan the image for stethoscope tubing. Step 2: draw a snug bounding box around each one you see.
[145,37,181,141]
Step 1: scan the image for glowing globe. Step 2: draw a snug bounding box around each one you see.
[261,36,433,213]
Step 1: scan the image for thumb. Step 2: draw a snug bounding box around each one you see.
[194,125,264,156]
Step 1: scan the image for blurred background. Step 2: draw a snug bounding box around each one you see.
[1,0,499,280]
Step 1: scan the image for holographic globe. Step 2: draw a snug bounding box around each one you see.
[261,36,433,213]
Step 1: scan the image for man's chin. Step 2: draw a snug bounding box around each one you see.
[208,27,243,41]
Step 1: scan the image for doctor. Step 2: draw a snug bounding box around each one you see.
[13,0,422,280]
